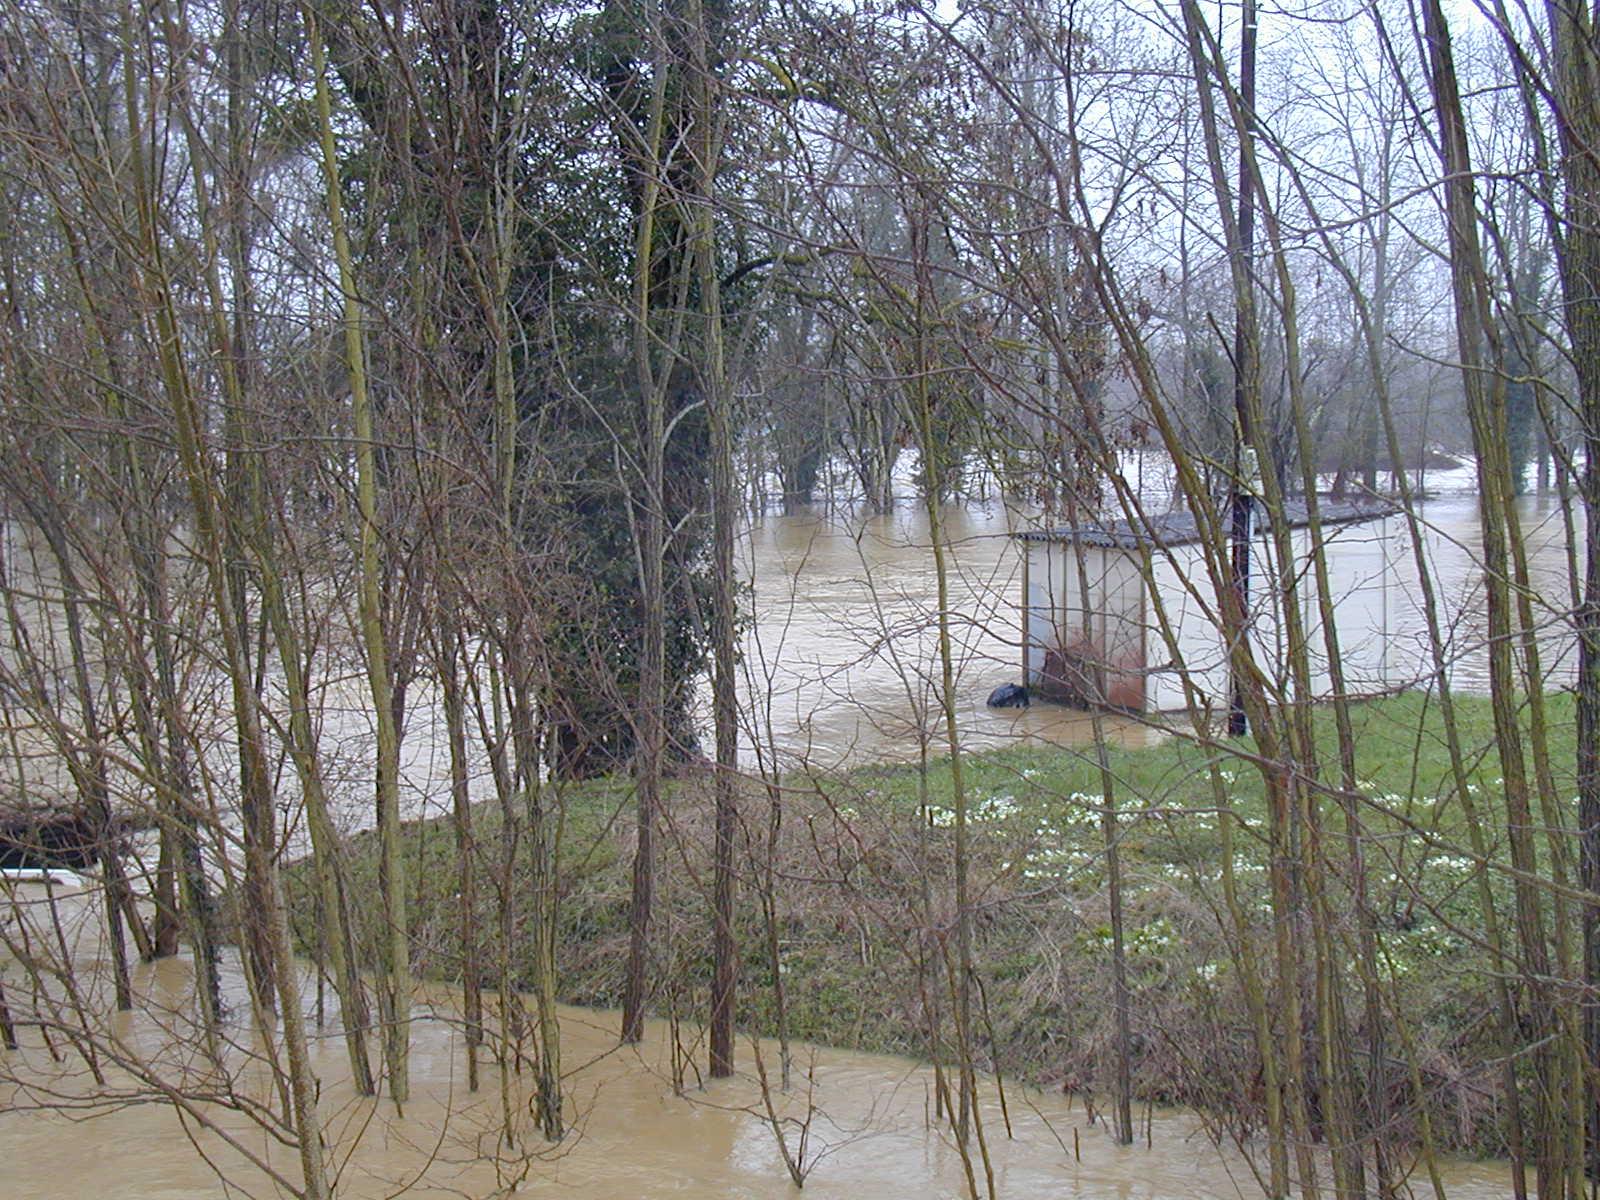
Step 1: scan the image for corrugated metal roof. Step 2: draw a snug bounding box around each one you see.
[1015,498,1399,549]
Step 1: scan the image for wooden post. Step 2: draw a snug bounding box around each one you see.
[1020,539,1031,684]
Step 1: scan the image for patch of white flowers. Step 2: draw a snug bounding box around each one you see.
[977,793,1020,820]
[1088,916,1177,956]
[925,792,1021,827]
[1021,844,1076,880]
[1130,918,1176,953]
[1059,793,1103,827]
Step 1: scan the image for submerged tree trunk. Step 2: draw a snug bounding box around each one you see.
[440,632,482,1094]
[126,8,330,1181]
[686,0,740,1081]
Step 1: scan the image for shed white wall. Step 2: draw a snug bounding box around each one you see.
[1023,539,1146,709]
[1029,514,1410,715]
[1148,514,1409,713]
[1024,539,1054,683]
[1148,542,1229,714]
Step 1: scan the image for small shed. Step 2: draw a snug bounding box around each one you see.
[1016,498,1405,714]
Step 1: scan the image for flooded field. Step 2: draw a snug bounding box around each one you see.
[0,476,1574,1197]
[731,483,1578,768]
[0,879,1514,1199]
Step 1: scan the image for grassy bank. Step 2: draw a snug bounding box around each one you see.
[289,691,1577,1156]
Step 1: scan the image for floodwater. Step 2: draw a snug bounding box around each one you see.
[738,502,1162,769]
[0,475,1577,1197]
[0,476,1578,836]
[0,879,1514,1199]
[736,479,1581,769]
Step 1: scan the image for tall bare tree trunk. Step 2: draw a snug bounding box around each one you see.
[124,7,330,1181]
[1539,0,1600,1182]
[622,1,673,1044]
[306,3,410,1104]
[685,0,740,1081]
[1225,0,1258,743]
[1418,1,1551,1190]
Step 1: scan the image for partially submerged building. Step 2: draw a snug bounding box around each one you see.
[1016,498,1405,714]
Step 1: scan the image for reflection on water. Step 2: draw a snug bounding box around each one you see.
[0,880,1514,1199]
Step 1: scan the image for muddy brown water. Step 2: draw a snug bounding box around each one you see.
[1,881,1513,1198]
[3,485,1576,833]
[737,502,1162,769]
[736,486,1579,768]
[0,483,1567,1196]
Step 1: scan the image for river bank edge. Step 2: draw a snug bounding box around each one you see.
[284,690,1574,1164]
